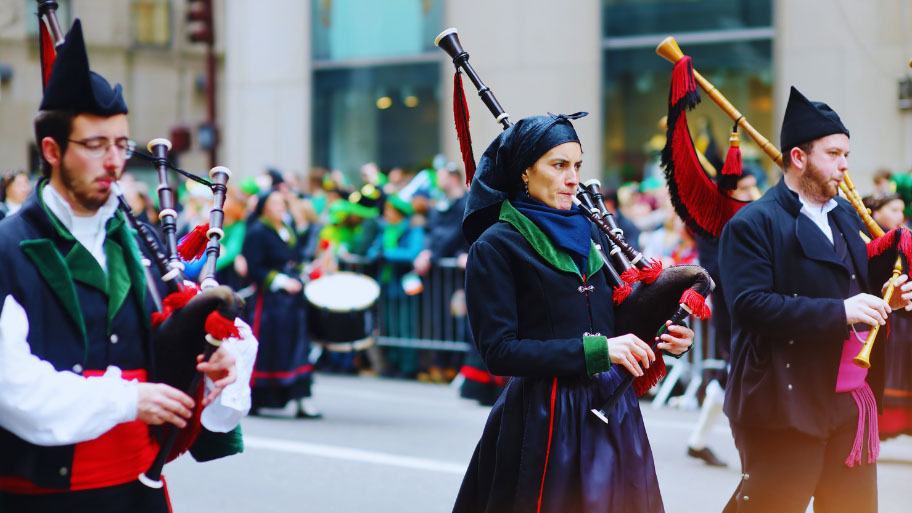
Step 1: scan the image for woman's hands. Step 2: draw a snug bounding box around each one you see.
[656,321,694,355]
[608,322,695,376]
[607,334,655,377]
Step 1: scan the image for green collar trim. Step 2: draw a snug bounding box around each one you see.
[21,239,89,360]
[37,181,75,243]
[498,200,603,279]
[30,181,148,332]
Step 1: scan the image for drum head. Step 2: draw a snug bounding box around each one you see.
[304,272,380,312]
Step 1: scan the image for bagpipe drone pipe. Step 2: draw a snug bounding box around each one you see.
[35,1,245,488]
[434,28,714,422]
[655,35,912,370]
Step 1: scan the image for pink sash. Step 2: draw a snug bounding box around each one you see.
[836,332,880,467]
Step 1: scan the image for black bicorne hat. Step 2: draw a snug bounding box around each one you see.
[779,86,848,154]
[462,112,587,243]
[39,20,128,116]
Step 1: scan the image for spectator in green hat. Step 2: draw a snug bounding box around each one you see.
[368,193,424,379]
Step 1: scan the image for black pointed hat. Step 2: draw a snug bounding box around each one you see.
[779,86,848,152]
[39,19,128,116]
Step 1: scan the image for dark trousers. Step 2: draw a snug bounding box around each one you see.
[723,422,877,513]
[0,479,170,513]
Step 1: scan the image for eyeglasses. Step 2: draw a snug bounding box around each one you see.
[67,138,136,159]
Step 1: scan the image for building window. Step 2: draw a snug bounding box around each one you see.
[131,0,172,47]
[311,0,441,179]
[603,0,771,37]
[313,62,440,178]
[312,0,441,62]
[601,0,773,185]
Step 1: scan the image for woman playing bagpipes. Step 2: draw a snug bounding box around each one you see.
[452,112,694,513]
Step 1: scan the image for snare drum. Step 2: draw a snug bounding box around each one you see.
[304,272,380,351]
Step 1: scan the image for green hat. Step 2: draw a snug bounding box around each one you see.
[891,173,912,219]
[328,198,379,223]
[239,176,260,196]
[387,194,414,216]
[343,184,382,219]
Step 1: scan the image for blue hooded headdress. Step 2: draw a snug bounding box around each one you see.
[462,112,587,243]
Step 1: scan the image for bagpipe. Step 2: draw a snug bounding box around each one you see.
[434,28,714,422]
[35,0,244,489]
[655,35,912,369]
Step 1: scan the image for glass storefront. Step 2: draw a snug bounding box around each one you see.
[311,0,442,179]
[602,0,773,185]
[603,0,772,37]
[313,62,440,176]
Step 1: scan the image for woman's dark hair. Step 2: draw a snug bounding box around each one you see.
[34,110,78,178]
[0,169,29,202]
[247,188,281,225]
[863,192,902,213]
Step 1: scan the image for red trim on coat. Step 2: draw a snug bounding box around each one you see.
[163,475,174,513]
[252,364,314,380]
[536,377,558,513]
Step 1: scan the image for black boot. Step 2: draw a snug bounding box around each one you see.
[687,446,727,467]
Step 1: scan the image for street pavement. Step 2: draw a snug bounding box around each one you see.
[165,373,912,512]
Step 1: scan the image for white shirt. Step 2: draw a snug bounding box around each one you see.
[0,186,258,445]
[786,183,838,244]
[0,292,258,445]
[795,193,838,245]
[42,183,119,271]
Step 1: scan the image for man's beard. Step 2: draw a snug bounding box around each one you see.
[59,160,112,213]
[798,159,839,204]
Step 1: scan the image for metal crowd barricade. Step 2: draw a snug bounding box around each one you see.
[336,255,470,352]
[335,254,723,405]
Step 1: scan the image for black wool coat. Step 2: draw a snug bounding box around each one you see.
[719,177,886,438]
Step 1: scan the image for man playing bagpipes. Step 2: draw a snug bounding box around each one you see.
[719,87,912,513]
[0,20,256,512]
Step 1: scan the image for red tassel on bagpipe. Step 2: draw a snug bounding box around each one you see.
[721,128,742,177]
[204,310,240,341]
[680,288,712,320]
[619,267,640,285]
[661,52,749,239]
[867,227,912,265]
[867,228,898,259]
[901,229,912,262]
[150,284,200,329]
[177,222,210,261]
[639,259,664,284]
[39,20,56,89]
[634,358,666,397]
[453,70,477,186]
[631,287,710,396]
[670,56,699,108]
[613,284,633,305]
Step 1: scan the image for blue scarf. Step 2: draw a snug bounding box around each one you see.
[512,193,591,273]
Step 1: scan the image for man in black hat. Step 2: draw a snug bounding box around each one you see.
[0,20,251,512]
[718,87,912,512]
